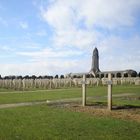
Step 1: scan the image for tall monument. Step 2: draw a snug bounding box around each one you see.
[66,47,136,78]
[90,47,100,74]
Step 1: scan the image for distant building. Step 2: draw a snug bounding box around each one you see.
[90,48,137,78]
[66,47,137,78]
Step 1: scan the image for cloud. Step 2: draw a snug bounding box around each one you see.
[98,36,140,71]
[19,21,29,29]
[40,1,75,30]
[0,58,90,76]
[11,46,90,76]
[0,0,140,76]
[0,35,139,76]
[36,30,47,36]
[53,29,98,49]
[40,0,140,30]
[17,47,84,59]
[75,0,140,29]
[39,0,140,50]
[0,45,14,52]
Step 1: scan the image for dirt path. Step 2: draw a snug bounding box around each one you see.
[0,101,48,109]
[0,93,138,109]
[0,88,80,94]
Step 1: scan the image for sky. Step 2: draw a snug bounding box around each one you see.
[0,0,140,76]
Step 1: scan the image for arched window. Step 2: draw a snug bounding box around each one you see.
[124,73,128,77]
[117,73,121,77]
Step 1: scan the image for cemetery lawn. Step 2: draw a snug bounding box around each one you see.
[0,85,139,106]
[0,85,140,140]
[0,104,140,140]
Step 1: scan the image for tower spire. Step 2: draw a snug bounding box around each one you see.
[90,47,100,76]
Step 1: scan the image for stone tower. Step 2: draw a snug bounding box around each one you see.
[90,47,100,74]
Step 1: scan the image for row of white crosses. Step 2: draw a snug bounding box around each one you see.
[81,73,112,110]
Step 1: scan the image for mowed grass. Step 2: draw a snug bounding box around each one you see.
[0,85,139,105]
[0,85,140,140]
[0,105,140,140]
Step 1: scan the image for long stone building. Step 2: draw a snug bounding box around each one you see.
[66,48,137,78]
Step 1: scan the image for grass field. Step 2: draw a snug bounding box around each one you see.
[0,85,140,140]
[0,105,140,140]
[0,85,139,105]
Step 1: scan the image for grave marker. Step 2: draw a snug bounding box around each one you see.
[82,75,87,106]
[107,73,112,110]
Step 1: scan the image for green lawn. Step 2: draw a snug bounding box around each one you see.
[0,85,139,106]
[0,85,140,140]
[0,105,140,140]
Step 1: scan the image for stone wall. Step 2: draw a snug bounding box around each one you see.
[0,77,139,90]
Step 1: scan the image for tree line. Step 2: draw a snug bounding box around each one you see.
[0,71,140,80]
[0,75,65,80]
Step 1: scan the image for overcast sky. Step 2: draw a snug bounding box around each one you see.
[0,0,140,76]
